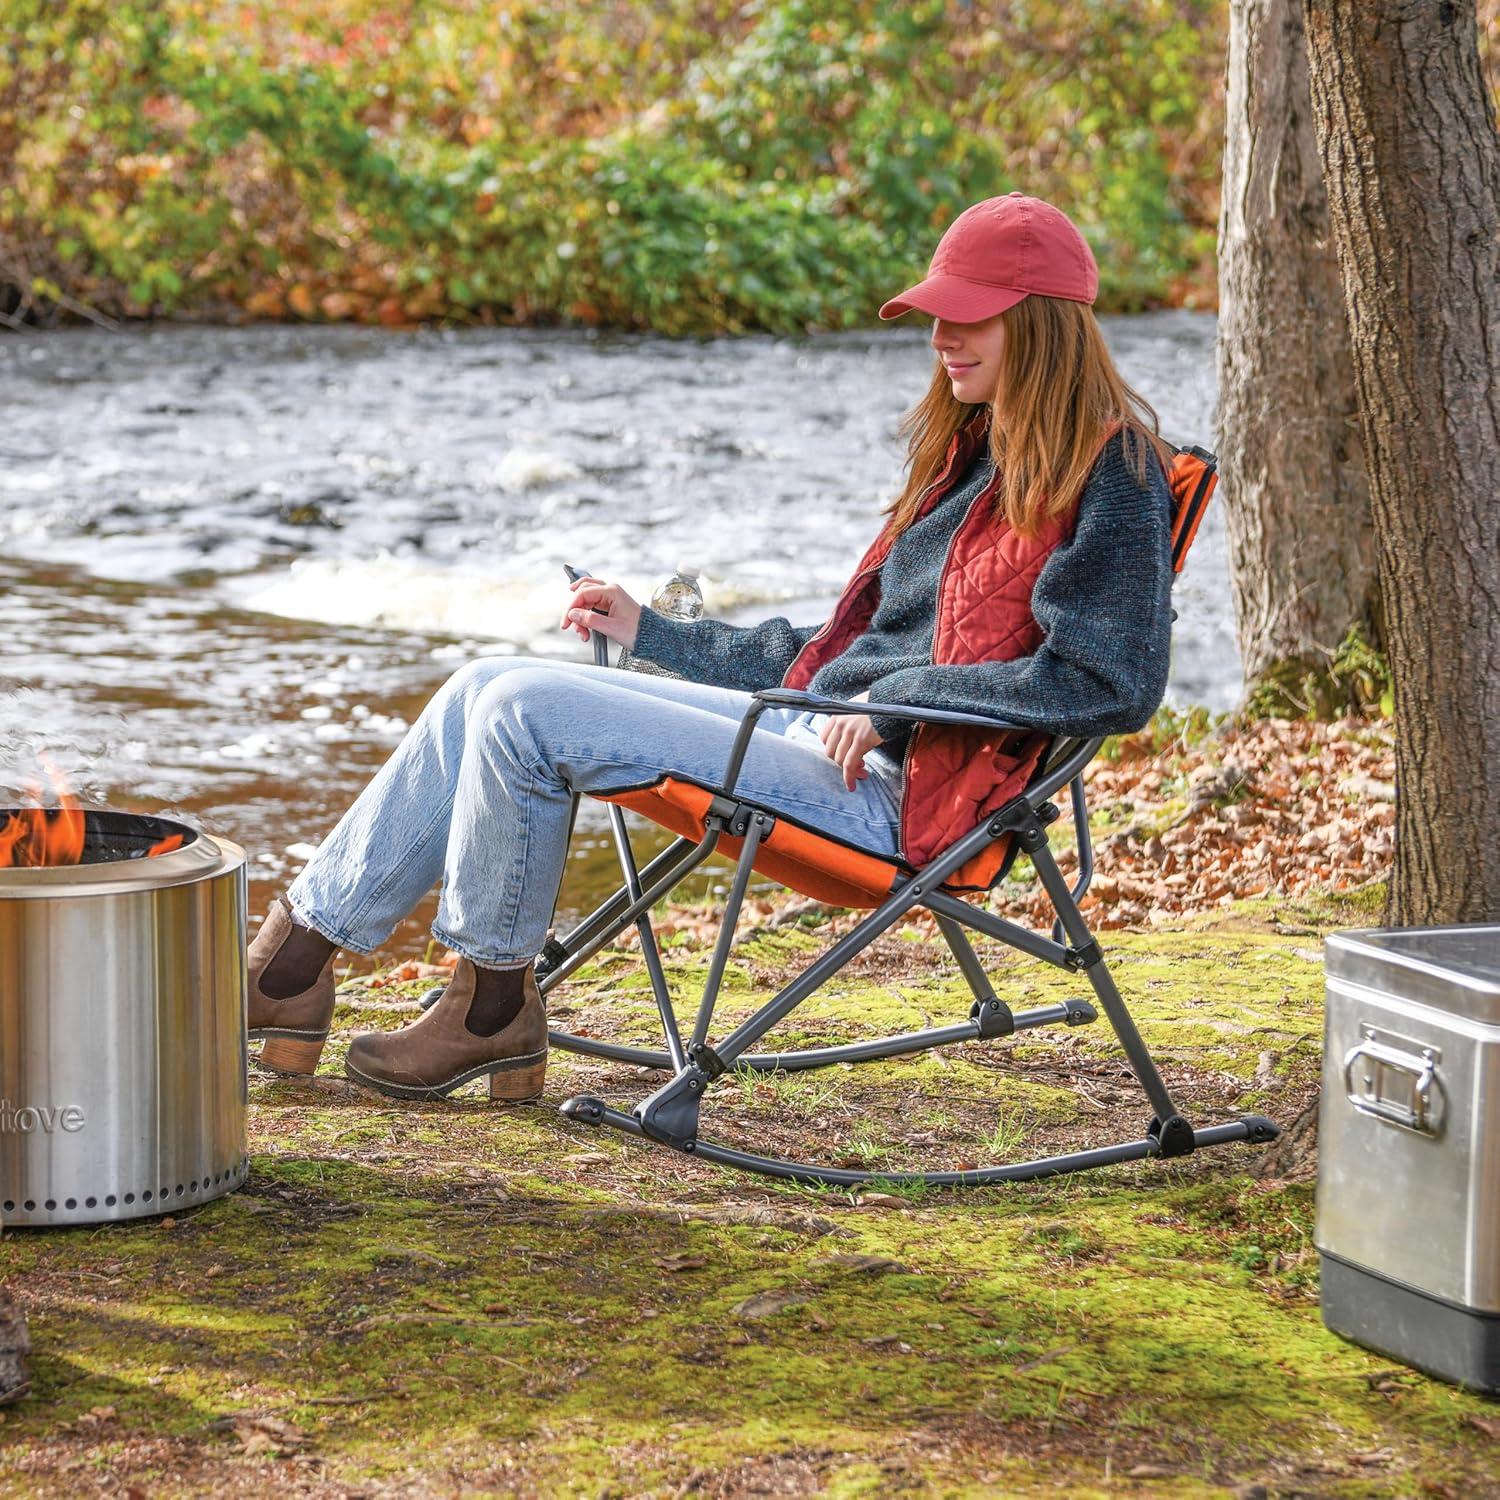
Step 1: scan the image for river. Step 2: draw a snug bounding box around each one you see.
[0,313,1233,954]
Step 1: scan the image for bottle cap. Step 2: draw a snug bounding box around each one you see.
[673,562,701,580]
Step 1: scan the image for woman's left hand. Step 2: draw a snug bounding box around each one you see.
[819,693,885,791]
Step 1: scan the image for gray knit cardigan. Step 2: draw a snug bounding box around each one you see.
[630,431,1174,754]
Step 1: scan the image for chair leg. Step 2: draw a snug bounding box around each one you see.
[602,800,686,1071]
[1025,832,1184,1138]
[688,811,770,1052]
[538,835,705,987]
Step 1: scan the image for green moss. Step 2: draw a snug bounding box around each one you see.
[3,904,1495,1495]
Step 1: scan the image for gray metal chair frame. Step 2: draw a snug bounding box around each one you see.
[517,621,1278,1187]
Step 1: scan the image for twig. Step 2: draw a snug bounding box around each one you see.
[345,1312,533,1334]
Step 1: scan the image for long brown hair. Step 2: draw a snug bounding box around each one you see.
[884,295,1168,539]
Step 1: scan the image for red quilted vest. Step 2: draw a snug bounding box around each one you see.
[781,411,1088,894]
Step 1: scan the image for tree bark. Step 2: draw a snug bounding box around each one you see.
[0,1285,31,1406]
[1301,0,1500,924]
[1218,0,1378,709]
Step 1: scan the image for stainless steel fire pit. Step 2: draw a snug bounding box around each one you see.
[0,811,248,1226]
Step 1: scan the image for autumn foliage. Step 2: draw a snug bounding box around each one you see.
[1,0,1234,333]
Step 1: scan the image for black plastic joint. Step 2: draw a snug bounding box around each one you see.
[1065,938,1104,971]
[1016,804,1061,852]
[724,805,771,838]
[1149,1114,1196,1158]
[969,997,1016,1038]
[691,1044,728,1081]
[536,937,570,979]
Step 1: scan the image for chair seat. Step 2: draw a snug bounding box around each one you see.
[593,776,910,908]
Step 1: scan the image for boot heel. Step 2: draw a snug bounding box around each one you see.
[489,1057,546,1103]
[259,1033,327,1075]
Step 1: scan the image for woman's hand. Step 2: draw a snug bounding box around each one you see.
[819,691,885,791]
[559,576,643,649]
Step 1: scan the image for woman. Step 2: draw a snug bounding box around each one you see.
[246,192,1175,1101]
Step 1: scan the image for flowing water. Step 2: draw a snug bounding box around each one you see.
[0,313,1231,955]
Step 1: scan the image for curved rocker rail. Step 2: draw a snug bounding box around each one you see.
[559,1096,1282,1188]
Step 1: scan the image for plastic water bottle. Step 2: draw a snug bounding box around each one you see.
[617,563,703,678]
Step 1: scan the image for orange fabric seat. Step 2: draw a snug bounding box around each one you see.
[594,778,910,909]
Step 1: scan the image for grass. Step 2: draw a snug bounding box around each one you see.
[2,886,1497,1497]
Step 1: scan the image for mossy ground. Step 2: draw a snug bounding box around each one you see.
[3,889,1497,1497]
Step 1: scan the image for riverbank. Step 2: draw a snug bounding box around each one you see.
[7,713,1474,1498]
[3,1,1233,333]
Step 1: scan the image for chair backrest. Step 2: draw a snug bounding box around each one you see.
[1165,443,1218,574]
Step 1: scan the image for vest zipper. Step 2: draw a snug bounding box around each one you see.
[896,466,1002,844]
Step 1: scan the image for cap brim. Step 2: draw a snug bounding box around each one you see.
[878,273,1029,322]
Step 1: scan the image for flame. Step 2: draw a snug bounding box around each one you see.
[0,758,86,868]
[148,833,185,857]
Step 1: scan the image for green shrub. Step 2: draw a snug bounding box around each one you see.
[0,0,1230,331]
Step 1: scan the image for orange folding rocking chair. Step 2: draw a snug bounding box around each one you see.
[530,445,1277,1185]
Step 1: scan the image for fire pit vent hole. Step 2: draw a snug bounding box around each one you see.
[1,1160,248,1222]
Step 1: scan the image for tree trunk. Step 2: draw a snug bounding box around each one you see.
[1218,0,1378,713]
[0,1285,31,1406]
[1301,0,1500,925]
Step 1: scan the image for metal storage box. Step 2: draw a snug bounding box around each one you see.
[1317,924,1500,1392]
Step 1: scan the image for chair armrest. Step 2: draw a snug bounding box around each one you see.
[718,688,1099,811]
[752,688,1037,736]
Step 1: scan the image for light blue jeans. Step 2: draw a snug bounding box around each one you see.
[288,656,904,967]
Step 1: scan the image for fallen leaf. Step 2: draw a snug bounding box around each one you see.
[320,290,361,320]
[1014,1344,1074,1372]
[731,1289,807,1320]
[243,288,286,318]
[231,1413,310,1454]
[653,1254,708,1273]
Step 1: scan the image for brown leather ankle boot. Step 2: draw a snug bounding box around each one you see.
[247,895,339,1074]
[343,958,547,1102]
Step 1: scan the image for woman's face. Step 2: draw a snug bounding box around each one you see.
[931,313,1006,405]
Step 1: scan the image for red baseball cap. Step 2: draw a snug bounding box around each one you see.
[878,192,1099,321]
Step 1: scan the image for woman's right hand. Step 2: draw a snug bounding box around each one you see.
[559,575,643,649]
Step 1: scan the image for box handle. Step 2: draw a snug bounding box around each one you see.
[1342,1033,1440,1136]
